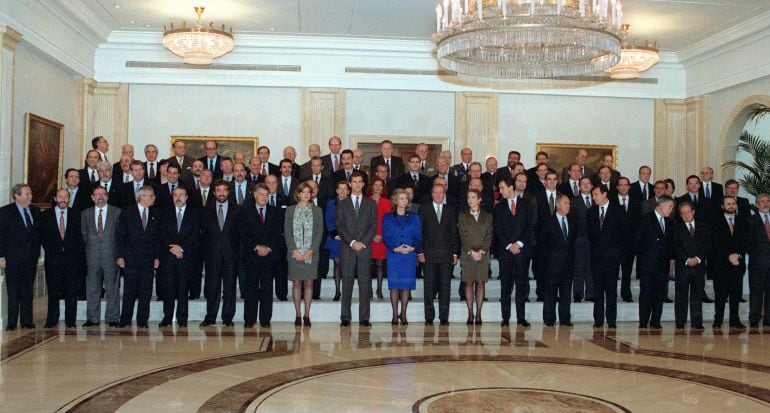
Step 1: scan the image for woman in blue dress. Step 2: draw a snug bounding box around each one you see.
[325,180,350,302]
[382,188,422,325]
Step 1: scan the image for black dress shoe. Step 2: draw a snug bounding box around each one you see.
[137,323,149,329]
[692,324,704,330]
[82,320,98,327]
[177,322,187,328]
[560,322,574,327]
[702,296,714,303]
[731,322,746,330]
[574,298,582,303]
[5,325,16,331]
[118,323,129,328]
[340,320,350,327]
[260,322,271,328]
[333,292,341,302]
[594,323,605,328]
[544,322,554,327]
[750,322,759,328]
[676,324,685,330]
[712,323,722,330]
[277,297,288,302]
[159,319,172,327]
[739,297,747,303]
[650,324,662,330]
[439,320,449,326]
[361,321,371,327]
[500,320,509,327]
[622,298,634,303]
[426,321,434,326]
[21,323,36,329]
[223,321,234,327]
[608,324,617,329]
[199,320,214,327]
[108,322,119,328]
[66,323,76,328]
[663,298,673,303]
[517,320,530,327]
[244,322,254,328]
[312,295,321,300]
[44,323,56,329]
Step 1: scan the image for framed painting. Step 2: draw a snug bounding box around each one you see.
[536,143,617,176]
[170,136,259,161]
[24,113,64,208]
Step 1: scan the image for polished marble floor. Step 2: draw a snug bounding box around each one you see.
[1,317,769,413]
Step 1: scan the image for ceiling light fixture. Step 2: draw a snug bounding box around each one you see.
[432,0,624,79]
[163,6,234,65]
[605,24,659,80]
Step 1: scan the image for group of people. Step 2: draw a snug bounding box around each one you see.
[1,135,769,331]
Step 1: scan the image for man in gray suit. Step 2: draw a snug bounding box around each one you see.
[80,186,121,327]
[336,171,377,326]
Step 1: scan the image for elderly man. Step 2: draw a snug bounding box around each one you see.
[144,144,161,183]
[115,145,135,181]
[92,136,110,162]
[198,140,223,179]
[352,149,371,175]
[299,143,322,179]
[322,136,344,177]
[370,139,404,179]
[415,143,436,176]
[748,194,770,328]
[283,146,301,179]
[452,147,474,183]
[168,140,195,176]
[561,149,592,184]
[93,160,127,207]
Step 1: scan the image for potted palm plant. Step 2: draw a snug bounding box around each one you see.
[722,104,770,196]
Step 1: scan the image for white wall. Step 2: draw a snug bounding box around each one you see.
[128,84,301,161]
[13,42,78,185]
[498,94,655,179]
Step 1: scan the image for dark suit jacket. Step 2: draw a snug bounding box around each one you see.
[143,161,161,183]
[436,173,462,205]
[300,176,335,207]
[418,203,459,263]
[198,155,223,179]
[540,214,577,272]
[299,161,313,180]
[561,165,594,184]
[79,167,100,189]
[370,155,404,179]
[188,186,217,210]
[675,193,708,223]
[391,172,431,202]
[0,204,41,265]
[160,206,201,261]
[167,155,195,175]
[112,162,125,182]
[493,197,534,258]
[592,169,620,188]
[321,153,343,177]
[556,182,581,198]
[635,212,673,276]
[239,204,284,263]
[91,180,127,208]
[612,193,642,233]
[333,169,369,186]
[40,207,85,270]
[526,177,546,196]
[698,181,724,204]
[748,213,770,268]
[587,202,629,262]
[68,186,94,213]
[277,176,299,206]
[736,196,753,218]
[336,196,378,259]
[672,220,710,274]
[630,181,654,203]
[116,204,161,267]
[202,202,241,263]
[481,171,501,193]
[228,180,255,206]
[155,181,191,211]
[710,214,748,274]
[122,180,158,210]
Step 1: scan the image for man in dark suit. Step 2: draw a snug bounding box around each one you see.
[570,177,594,302]
[156,164,189,211]
[672,201,711,330]
[336,172,377,327]
[200,180,241,327]
[392,154,431,202]
[541,194,577,326]
[352,148,371,176]
[116,185,161,328]
[370,139,404,180]
[81,186,121,327]
[322,136,344,177]
[64,168,93,212]
[592,166,617,196]
[494,174,535,327]
[301,156,335,207]
[418,183,459,326]
[481,156,500,196]
[629,165,654,209]
[561,149,593,184]
[526,163,549,196]
[614,177,641,303]
[636,196,674,329]
[115,152,134,184]
[93,160,127,207]
[724,179,753,218]
[434,158,461,204]
[699,166,724,207]
[591,153,620,188]
[452,147,474,183]
[532,171,561,301]
[199,140,223,180]
[255,145,280,178]
[168,140,195,178]
[282,146,302,180]
[123,160,158,208]
[240,184,284,327]
[526,151,553,181]
[188,169,216,211]
[228,162,254,206]
[263,174,291,301]
[642,180,668,215]
[40,189,85,328]
[0,184,42,330]
[143,144,161,184]
[711,196,748,330]
[587,184,629,329]
[557,163,582,198]
[278,158,300,206]
[748,194,770,328]
[675,175,706,221]
[299,143,322,179]
[159,186,201,327]
[334,149,369,184]
[496,150,521,180]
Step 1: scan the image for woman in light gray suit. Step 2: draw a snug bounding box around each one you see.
[284,181,324,327]
[458,189,493,325]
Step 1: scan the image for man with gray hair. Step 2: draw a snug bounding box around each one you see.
[113,144,134,178]
[748,194,770,328]
[81,185,121,327]
[93,160,127,207]
[0,183,42,330]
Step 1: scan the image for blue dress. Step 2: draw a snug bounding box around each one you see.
[382,212,422,290]
[324,198,341,259]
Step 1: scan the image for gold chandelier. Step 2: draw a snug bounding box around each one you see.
[432,0,625,79]
[163,6,234,65]
[605,24,660,80]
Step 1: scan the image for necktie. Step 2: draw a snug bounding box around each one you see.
[237,184,244,205]
[334,156,340,171]
[688,222,694,237]
[261,164,267,176]
[177,208,183,232]
[135,183,140,192]
[728,216,734,235]
[585,196,591,209]
[705,184,711,199]
[171,183,175,192]
[315,176,319,184]
[413,174,418,183]
[572,181,578,196]
[599,206,605,229]
[436,204,442,222]
[97,209,104,238]
[141,208,148,230]
[561,216,568,241]
[421,161,425,171]
[354,196,360,214]
[209,159,214,171]
[217,204,225,230]
[149,163,155,179]
[195,180,200,190]
[622,197,627,212]
[692,194,698,204]
[258,207,264,224]
[386,159,391,177]
[284,178,289,196]
[124,174,129,183]
[59,211,66,240]
[346,171,351,181]
[659,216,666,234]
[510,198,516,215]
[68,190,75,208]
[90,170,96,182]
[549,192,555,215]
[103,182,108,191]
[270,195,275,206]
[23,208,32,230]
[580,167,585,178]
[642,184,648,199]
[202,189,208,206]
[764,214,770,241]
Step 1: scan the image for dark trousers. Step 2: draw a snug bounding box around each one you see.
[161,257,190,323]
[592,255,619,325]
[638,269,668,327]
[423,262,452,322]
[340,252,371,323]
[619,249,635,301]
[713,266,744,325]
[44,262,79,326]
[499,252,529,322]
[275,256,288,300]
[204,256,237,323]
[572,239,592,301]
[533,247,546,300]
[312,247,330,299]
[748,263,769,325]
[5,259,37,327]
[187,251,204,299]
[544,266,573,324]
[674,265,704,327]
[119,265,154,325]
[244,259,273,324]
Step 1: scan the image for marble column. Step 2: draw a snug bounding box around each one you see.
[654,96,709,187]
[0,25,21,330]
[454,92,498,164]
[80,82,129,158]
[301,88,345,160]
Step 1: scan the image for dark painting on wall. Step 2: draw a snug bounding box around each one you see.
[536,143,618,176]
[170,136,259,161]
[25,113,64,208]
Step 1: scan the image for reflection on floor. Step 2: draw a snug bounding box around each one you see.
[1,322,769,412]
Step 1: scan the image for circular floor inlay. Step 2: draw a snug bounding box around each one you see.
[414,388,628,413]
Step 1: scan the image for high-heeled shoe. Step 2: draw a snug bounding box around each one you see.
[303,316,311,327]
[294,317,302,326]
[376,289,383,299]
[333,292,341,302]
[400,314,408,325]
[391,317,399,325]
[467,315,473,325]
[475,315,482,325]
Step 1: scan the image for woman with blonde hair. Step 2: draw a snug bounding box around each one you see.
[382,188,422,324]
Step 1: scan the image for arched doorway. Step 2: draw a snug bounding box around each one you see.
[716,95,770,184]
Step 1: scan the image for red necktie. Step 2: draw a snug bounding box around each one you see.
[258,207,264,224]
[333,156,340,171]
[764,214,770,241]
[261,164,267,177]
[510,198,516,216]
[97,209,104,239]
[59,211,66,240]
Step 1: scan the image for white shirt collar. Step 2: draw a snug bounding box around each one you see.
[55,206,67,214]
[655,210,665,221]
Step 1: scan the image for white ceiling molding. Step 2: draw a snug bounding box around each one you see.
[677,10,770,64]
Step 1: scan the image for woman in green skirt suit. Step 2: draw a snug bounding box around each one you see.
[458,189,493,324]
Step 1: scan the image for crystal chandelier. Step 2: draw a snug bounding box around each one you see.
[163,6,234,65]
[432,0,624,79]
[605,24,659,79]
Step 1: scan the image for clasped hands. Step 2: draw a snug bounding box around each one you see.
[393,244,414,254]
[292,249,313,262]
